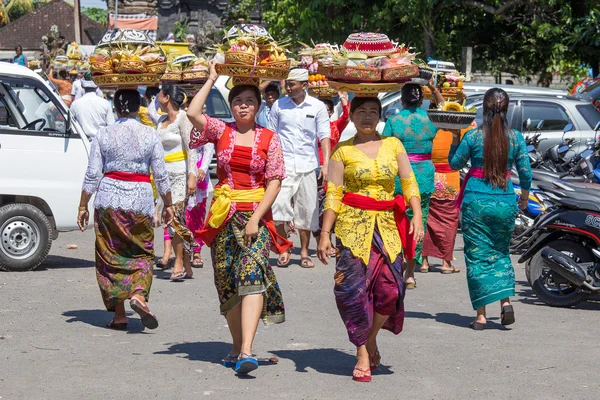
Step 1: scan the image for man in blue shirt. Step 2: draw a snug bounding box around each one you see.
[13,45,27,66]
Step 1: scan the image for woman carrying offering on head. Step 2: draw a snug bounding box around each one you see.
[78,89,174,331]
[317,96,424,383]
[449,88,531,330]
[186,61,291,375]
[381,82,444,288]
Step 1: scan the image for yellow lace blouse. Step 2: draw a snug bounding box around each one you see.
[324,135,420,264]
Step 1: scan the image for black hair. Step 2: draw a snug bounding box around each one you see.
[15,45,22,52]
[321,99,334,111]
[401,83,423,107]
[264,83,279,95]
[146,87,160,101]
[160,83,186,109]
[482,88,510,190]
[114,89,141,116]
[228,85,262,106]
[350,96,382,116]
[58,70,68,79]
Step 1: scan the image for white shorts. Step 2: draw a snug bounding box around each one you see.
[272,169,319,231]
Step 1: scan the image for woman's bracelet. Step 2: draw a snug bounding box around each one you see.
[321,230,331,235]
[164,204,173,208]
[78,206,87,211]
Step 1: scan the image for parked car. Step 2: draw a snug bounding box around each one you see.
[0,62,91,271]
[469,94,600,156]
[340,84,570,141]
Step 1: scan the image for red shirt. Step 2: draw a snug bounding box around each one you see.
[319,102,349,164]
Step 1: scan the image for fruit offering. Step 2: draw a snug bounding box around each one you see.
[90,30,166,76]
[427,100,476,130]
[325,32,419,83]
[298,42,340,74]
[162,54,209,83]
[212,24,290,68]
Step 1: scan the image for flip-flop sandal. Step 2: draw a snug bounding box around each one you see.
[156,257,175,270]
[352,367,372,383]
[277,250,292,268]
[300,257,315,268]
[440,268,455,274]
[235,353,259,375]
[369,350,381,371]
[222,354,239,368]
[501,305,515,326]
[470,321,486,331]
[420,265,430,273]
[168,271,187,281]
[130,298,159,330]
[106,320,128,330]
[405,279,416,289]
[191,256,204,269]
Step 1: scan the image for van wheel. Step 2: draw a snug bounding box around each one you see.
[0,204,52,272]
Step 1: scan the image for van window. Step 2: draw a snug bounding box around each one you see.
[521,101,570,131]
[205,88,232,120]
[575,103,600,129]
[1,82,66,133]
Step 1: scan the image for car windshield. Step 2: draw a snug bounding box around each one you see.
[576,103,600,129]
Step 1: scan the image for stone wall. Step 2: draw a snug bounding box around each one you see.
[470,71,572,90]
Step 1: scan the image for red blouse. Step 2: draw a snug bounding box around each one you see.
[189,116,290,252]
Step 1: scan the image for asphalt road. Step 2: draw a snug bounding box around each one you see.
[1,228,599,400]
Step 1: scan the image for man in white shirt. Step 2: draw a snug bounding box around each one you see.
[71,73,104,102]
[269,68,331,268]
[70,74,114,141]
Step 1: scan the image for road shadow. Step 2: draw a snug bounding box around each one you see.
[63,309,150,334]
[38,255,94,270]
[406,311,505,330]
[271,348,394,377]
[155,341,232,365]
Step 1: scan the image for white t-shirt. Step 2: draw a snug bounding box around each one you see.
[70,92,115,140]
[71,79,104,102]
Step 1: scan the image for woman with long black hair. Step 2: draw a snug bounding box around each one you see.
[449,88,532,330]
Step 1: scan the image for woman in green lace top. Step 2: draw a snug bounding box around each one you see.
[382,83,444,289]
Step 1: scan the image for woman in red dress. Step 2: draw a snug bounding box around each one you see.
[187,61,290,375]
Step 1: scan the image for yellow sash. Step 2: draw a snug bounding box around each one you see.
[209,185,265,228]
[151,151,188,198]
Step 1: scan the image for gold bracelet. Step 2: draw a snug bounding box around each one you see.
[78,206,87,211]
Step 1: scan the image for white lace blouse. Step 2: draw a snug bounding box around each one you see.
[156,110,197,204]
[82,118,171,217]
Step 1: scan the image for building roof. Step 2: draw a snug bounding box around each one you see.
[0,0,106,51]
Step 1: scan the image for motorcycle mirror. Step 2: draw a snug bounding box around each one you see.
[594,121,600,132]
[536,120,544,130]
[524,118,531,130]
[563,123,574,132]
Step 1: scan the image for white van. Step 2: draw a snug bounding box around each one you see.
[0,63,90,271]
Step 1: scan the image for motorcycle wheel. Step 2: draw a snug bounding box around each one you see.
[526,239,591,307]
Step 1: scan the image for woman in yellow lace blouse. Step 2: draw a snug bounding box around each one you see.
[317,97,423,383]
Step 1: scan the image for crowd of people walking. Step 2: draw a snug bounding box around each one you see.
[74,60,532,380]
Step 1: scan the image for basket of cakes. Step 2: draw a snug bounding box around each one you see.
[298,43,340,98]
[89,29,167,88]
[211,24,291,84]
[161,54,209,85]
[324,32,419,97]
[427,101,476,130]
[422,60,465,100]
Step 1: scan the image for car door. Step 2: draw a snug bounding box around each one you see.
[520,100,575,155]
[0,76,89,231]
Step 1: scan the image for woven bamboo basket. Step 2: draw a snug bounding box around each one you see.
[225,51,258,65]
[92,73,160,88]
[331,66,381,82]
[215,63,290,80]
[327,81,404,97]
[381,64,419,82]
[183,70,209,83]
[90,62,113,76]
[308,86,338,98]
[114,60,147,74]
[427,110,476,129]
[263,59,291,69]
[161,71,183,82]
[146,63,167,74]
[423,86,464,100]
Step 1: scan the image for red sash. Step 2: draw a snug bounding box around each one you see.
[104,171,151,183]
[434,163,454,173]
[342,192,416,261]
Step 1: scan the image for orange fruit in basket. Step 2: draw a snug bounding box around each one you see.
[309,75,316,82]
[457,81,463,88]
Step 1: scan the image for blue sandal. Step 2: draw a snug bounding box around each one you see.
[221,354,238,368]
[235,353,258,375]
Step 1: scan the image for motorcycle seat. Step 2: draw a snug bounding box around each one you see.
[556,197,600,212]
[531,170,585,183]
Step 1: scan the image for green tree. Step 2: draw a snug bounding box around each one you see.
[82,7,108,26]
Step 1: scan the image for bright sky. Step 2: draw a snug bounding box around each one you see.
[81,0,107,9]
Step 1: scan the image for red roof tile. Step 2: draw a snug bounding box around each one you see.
[0,0,106,51]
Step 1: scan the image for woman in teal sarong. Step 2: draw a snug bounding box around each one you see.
[382,83,444,289]
[449,88,532,330]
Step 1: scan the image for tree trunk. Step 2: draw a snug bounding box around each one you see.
[423,26,435,59]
